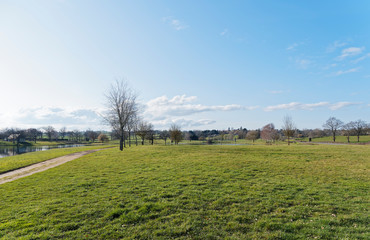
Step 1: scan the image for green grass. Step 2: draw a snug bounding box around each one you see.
[0,145,114,174]
[302,135,370,143]
[0,145,369,239]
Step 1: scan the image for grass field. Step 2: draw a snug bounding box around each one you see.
[301,135,370,144]
[0,145,369,239]
[0,145,113,174]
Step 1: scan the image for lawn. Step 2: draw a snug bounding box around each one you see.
[0,145,369,239]
[301,135,370,144]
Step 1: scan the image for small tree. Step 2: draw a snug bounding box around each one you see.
[323,117,343,142]
[44,126,58,141]
[136,121,150,145]
[342,122,354,143]
[261,123,275,143]
[169,124,182,145]
[246,130,259,143]
[159,130,170,145]
[282,115,296,145]
[98,133,109,143]
[352,120,367,142]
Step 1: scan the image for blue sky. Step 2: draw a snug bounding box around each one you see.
[0,0,369,130]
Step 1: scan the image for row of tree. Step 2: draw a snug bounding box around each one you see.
[0,127,106,144]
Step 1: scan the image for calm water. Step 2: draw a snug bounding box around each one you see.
[0,144,85,158]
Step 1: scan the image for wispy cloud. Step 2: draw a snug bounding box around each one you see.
[286,42,304,51]
[351,53,370,64]
[335,67,359,76]
[295,58,311,69]
[144,95,257,120]
[326,41,347,52]
[220,29,228,36]
[162,16,188,30]
[329,102,359,110]
[337,47,364,60]
[264,101,360,112]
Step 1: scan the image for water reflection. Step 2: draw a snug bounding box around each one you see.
[0,144,85,158]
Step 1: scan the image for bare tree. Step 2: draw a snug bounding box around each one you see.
[169,124,182,145]
[146,123,155,145]
[323,117,343,142]
[159,130,170,145]
[104,80,138,151]
[44,126,58,141]
[342,122,354,143]
[282,115,296,145]
[352,120,367,142]
[59,127,67,140]
[246,130,259,143]
[136,121,150,145]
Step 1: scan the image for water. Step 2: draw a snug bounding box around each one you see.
[0,144,85,158]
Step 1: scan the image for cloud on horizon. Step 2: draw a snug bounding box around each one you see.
[264,101,360,112]
[1,106,106,130]
[144,95,258,120]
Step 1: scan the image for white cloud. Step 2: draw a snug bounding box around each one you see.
[351,53,370,64]
[0,106,106,130]
[151,118,216,128]
[329,102,359,110]
[163,16,188,30]
[337,47,364,60]
[326,41,347,52]
[144,95,257,119]
[264,101,360,112]
[335,67,359,76]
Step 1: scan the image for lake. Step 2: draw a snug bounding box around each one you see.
[0,144,85,158]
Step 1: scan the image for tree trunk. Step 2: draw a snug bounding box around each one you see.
[128,131,131,147]
[120,135,124,151]
[287,136,290,145]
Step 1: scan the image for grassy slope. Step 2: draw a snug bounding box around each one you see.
[0,145,369,239]
[0,145,114,174]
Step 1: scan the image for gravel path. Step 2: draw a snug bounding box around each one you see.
[0,149,104,185]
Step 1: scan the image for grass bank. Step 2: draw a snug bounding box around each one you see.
[0,145,369,239]
[0,145,114,174]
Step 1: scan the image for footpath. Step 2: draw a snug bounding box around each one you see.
[0,149,104,185]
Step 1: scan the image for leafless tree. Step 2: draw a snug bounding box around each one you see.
[44,126,58,141]
[246,130,259,143]
[352,120,367,142]
[136,121,150,145]
[85,129,99,143]
[146,123,155,145]
[59,127,67,140]
[159,130,170,145]
[323,117,343,142]
[169,124,182,145]
[282,115,296,145]
[104,80,138,151]
[342,122,354,143]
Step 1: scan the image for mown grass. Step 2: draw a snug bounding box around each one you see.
[0,145,114,174]
[302,135,370,143]
[0,145,369,239]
